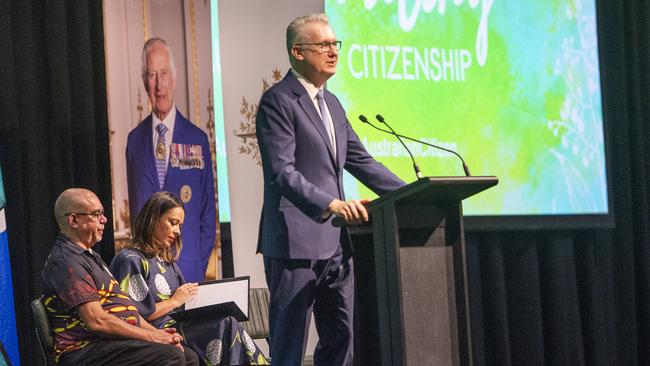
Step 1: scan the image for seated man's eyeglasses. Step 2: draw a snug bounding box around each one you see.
[65,210,106,221]
[295,41,342,53]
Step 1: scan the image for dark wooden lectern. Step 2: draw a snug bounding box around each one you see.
[348,176,498,366]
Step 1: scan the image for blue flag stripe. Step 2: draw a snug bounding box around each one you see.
[0,166,20,365]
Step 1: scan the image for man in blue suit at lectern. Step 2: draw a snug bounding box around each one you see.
[126,38,216,283]
[256,14,406,366]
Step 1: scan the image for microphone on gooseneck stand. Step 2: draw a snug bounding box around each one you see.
[359,115,424,179]
[371,114,472,177]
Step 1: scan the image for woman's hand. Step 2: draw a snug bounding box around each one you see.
[170,282,199,307]
[147,283,199,321]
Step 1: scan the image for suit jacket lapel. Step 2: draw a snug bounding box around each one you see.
[141,116,160,185]
[287,72,337,164]
[325,91,347,169]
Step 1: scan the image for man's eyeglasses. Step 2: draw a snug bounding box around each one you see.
[65,210,106,221]
[295,41,342,53]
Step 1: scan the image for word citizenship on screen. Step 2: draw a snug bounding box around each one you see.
[347,44,472,82]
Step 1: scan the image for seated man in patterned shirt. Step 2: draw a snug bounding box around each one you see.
[40,188,199,366]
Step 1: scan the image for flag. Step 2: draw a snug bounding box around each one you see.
[0,166,19,365]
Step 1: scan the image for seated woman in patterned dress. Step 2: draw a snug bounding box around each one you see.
[111,191,269,366]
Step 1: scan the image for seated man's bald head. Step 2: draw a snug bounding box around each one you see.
[54,188,99,230]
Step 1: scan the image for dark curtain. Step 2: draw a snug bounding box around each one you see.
[466,0,650,365]
[0,1,113,365]
[0,0,648,366]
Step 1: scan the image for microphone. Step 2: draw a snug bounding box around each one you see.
[359,114,423,179]
[360,114,471,176]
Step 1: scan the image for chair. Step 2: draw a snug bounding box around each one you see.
[242,288,270,342]
[30,298,54,366]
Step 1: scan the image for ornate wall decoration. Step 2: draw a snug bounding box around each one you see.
[136,87,146,123]
[205,86,222,272]
[189,0,201,126]
[206,87,218,211]
[232,68,283,165]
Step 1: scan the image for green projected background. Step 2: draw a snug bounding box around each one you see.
[326,0,608,215]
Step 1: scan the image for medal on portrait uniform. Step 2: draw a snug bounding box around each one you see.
[170,143,205,170]
[180,184,192,203]
[156,140,166,160]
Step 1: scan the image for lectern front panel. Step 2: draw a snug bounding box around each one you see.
[400,243,455,364]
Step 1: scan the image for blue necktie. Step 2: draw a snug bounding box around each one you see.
[316,89,336,157]
[155,123,168,189]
